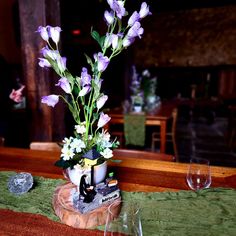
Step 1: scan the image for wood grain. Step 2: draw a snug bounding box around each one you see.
[0,147,236,191]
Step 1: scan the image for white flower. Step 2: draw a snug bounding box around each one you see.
[100,148,113,159]
[75,123,86,134]
[70,138,86,153]
[100,129,111,142]
[61,146,75,160]
[62,137,73,146]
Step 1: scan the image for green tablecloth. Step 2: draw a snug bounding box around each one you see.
[0,171,236,236]
[124,113,146,146]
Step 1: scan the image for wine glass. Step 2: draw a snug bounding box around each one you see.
[186,157,212,191]
[104,200,143,236]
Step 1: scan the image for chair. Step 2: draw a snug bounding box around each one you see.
[0,137,5,146]
[151,108,178,161]
[29,142,62,151]
[113,149,175,162]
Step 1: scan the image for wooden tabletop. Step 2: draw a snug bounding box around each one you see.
[0,147,236,192]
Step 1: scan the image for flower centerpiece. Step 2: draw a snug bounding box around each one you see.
[37,1,151,186]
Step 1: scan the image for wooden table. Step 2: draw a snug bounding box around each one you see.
[0,147,235,192]
[107,102,176,153]
[0,147,236,235]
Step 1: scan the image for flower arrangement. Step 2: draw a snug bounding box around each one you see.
[130,66,159,112]
[37,0,151,170]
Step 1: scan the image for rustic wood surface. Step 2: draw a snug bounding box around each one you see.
[0,147,236,191]
[53,182,121,229]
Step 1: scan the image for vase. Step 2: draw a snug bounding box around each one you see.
[65,161,107,186]
[134,105,142,113]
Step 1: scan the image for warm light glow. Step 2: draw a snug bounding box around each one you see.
[72,29,81,35]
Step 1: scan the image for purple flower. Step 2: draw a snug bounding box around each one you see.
[97,112,111,128]
[97,95,108,110]
[81,67,91,86]
[104,34,119,49]
[47,26,62,44]
[128,11,140,26]
[107,0,125,19]
[38,58,51,68]
[139,2,151,19]
[127,22,144,39]
[41,46,58,60]
[37,26,49,41]
[104,10,114,25]
[55,77,71,94]
[94,52,110,72]
[41,95,59,107]
[79,85,91,96]
[122,37,135,47]
[56,56,67,73]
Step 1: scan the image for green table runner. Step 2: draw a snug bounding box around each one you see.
[124,113,146,146]
[1,171,236,236]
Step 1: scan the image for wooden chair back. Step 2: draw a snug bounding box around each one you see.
[29,142,62,151]
[151,108,178,161]
[113,149,175,162]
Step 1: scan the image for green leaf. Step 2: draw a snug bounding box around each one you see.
[91,30,101,44]
[84,54,93,68]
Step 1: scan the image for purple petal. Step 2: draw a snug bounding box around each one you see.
[139,2,152,19]
[104,10,114,25]
[97,112,111,128]
[127,22,144,38]
[47,26,62,44]
[94,52,110,72]
[37,26,49,41]
[108,0,125,19]
[38,58,51,68]
[41,46,58,60]
[79,85,91,96]
[97,95,108,110]
[41,95,59,107]
[56,56,67,73]
[122,37,135,47]
[128,11,140,26]
[55,77,71,93]
[81,67,91,86]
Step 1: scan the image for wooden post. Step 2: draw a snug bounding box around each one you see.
[18,0,65,142]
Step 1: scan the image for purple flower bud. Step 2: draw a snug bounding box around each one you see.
[56,56,67,73]
[122,37,135,47]
[79,85,91,96]
[38,58,51,68]
[47,26,62,44]
[111,34,119,49]
[97,112,111,128]
[94,52,110,72]
[104,10,114,25]
[41,95,59,107]
[97,95,108,110]
[107,0,125,19]
[55,77,71,93]
[128,11,140,27]
[139,2,152,19]
[104,34,119,49]
[81,67,91,86]
[127,22,144,39]
[41,46,58,60]
[37,26,49,41]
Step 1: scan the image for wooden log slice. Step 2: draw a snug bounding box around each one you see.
[52,182,121,229]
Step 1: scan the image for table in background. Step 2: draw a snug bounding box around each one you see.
[107,102,177,153]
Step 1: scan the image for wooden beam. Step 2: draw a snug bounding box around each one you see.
[18,0,65,142]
